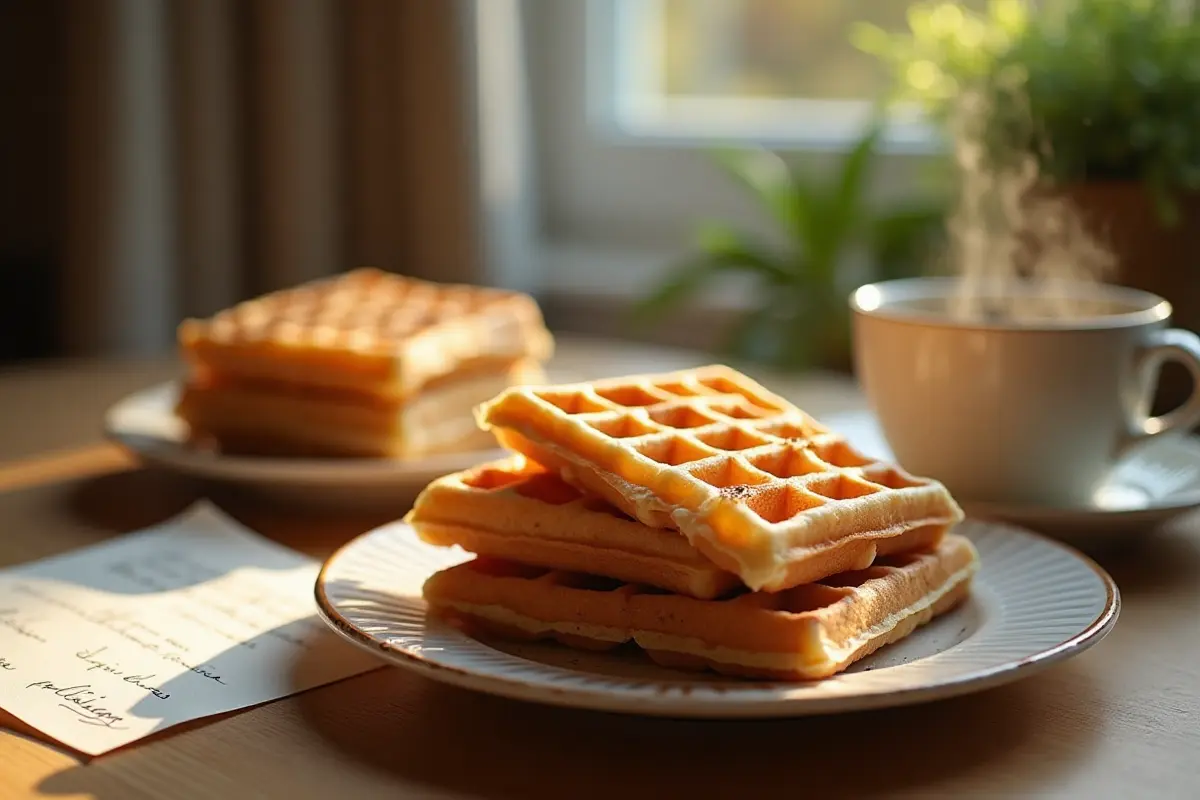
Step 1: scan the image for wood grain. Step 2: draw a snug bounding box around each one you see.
[0,338,1197,799]
[0,444,135,493]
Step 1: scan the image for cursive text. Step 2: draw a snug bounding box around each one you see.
[25,681,128,729]
[11,585,227,686]
[74,647,171,699]
[0,608,47,643]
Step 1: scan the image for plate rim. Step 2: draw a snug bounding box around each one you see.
[103,380,509,485]
[313,521,1121,718]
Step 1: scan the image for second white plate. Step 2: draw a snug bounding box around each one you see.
[315,519,1118,718]
[104,382,507,506]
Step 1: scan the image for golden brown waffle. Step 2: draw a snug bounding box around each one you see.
[178,268,554,399]
[409,456,739,598]
[179,361,542,458]
[477,365,964,591]
[424,533,979,681]
[407,456,949,599]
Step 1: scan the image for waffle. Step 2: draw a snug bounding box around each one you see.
[424,533,979,680]
[476,365,964,591]
[179,361,543,458]
[407,456,949,599]
[178,267,554,400]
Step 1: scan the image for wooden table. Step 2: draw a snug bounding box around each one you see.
[0,337,1197,799]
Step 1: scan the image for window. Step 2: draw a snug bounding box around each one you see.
[597,0,931,149]
[465,0,937,304]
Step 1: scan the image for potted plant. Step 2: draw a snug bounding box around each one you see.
[632,119,947,373]
[855,0,1200,406]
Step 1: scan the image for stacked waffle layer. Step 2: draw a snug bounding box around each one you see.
[176,268,554,458]
[409,365,977,681]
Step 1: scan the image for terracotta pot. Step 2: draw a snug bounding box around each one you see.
[1053,182,1200,415]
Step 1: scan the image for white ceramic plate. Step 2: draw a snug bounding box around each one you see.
[103,382,507,506]
[314,519,1118,718]
[826,409,1200,538]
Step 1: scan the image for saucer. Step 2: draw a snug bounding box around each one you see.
[314,518,1118,718]
[104,381,507,509]
[824,410,1200,538]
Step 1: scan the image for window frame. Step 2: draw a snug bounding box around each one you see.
[591,0,937,152]
[461,0,941,306]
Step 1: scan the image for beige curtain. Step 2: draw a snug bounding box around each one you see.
[62,0,479,356]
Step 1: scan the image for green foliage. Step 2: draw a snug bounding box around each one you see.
[632,121,946,370]
[854,0,1200,224]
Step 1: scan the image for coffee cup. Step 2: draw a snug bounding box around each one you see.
[849,277,1200,506]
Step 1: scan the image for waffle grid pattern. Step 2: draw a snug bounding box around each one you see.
[180,267,550,360]
[479,366,960,554]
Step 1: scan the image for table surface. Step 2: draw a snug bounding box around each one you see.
[0,336,1197,800]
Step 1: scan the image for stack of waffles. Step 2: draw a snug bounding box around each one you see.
[175,268,554,458]
[409,365,979,681]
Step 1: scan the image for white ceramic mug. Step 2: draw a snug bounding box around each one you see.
[849,277,1200,506]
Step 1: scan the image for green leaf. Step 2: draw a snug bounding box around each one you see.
[627,258,719,329]
[781,167,824,274]
[693,223,742,256]
[724,286,816,368]
[849,22,893,58]
[1152,183,1180,228]
[778,289,828,371]
[989,0,1029,38]
[723,304,785,364]
[708,147,800,235]
[906,4,935,44]
[868,204,946,280]
[806,118,886,281]
[693,222,792,281]
[835,117,886,214]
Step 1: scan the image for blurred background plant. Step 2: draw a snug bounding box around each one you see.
[854,0,1200,224]
[632,118,947,372]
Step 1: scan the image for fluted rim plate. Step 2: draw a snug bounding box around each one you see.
[314,520,1119,718]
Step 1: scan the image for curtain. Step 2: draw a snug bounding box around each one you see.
[61,0,480,356]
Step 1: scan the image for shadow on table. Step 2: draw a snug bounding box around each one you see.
[65,468,200,537]
[0,468,379,599]
[291,658,1105,799]
[65,467,400,554]
[1087,521,1200,598]
[0,468,194,572]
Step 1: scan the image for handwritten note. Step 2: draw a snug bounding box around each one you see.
[0,502,379,755]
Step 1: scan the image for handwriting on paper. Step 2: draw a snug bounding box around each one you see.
[0,502,378,756]
[24,681,130,729]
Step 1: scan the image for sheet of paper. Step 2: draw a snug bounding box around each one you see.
[0,501,380,756]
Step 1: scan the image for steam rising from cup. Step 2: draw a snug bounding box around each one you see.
[943,79,1117,323]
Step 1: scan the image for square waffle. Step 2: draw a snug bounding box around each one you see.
[407,456,949,599]
[476,365,965,591]
[177,267,554,400]
[423,533,980,680]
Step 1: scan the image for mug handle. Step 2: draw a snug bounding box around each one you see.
[1129,327,1200,440]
